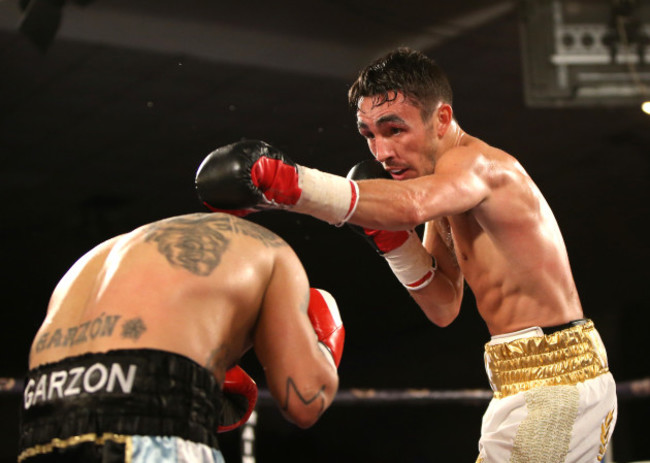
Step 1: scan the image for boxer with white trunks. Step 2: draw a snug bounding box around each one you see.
[194,47,618,461]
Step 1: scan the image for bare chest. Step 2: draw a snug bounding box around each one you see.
[445,213,484,265]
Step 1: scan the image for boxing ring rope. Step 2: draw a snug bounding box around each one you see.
[234,378,650,463]
[3,377,649,462]
[239,379,650,463]
[4,377,647,400]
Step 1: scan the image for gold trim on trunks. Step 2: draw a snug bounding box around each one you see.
[484,319,609,399]
[18,433,131,462]
[597,407,616,461]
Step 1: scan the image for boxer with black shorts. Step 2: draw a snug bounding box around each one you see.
[19,213,345,462]
[195,48,617,462]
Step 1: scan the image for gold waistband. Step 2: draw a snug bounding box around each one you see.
[484,319,610,399]
[18,433,131,463]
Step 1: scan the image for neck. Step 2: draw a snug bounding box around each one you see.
[445,120,465,150]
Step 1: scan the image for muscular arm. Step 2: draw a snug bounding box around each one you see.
[252,250,338,428]
[410,219,464,326]
[351,147,492,231]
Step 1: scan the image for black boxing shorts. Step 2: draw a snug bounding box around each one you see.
[18,349,224,462]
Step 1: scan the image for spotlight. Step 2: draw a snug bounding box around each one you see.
[641,101,650,115]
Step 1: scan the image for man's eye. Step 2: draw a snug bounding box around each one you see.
[390,127,402,135]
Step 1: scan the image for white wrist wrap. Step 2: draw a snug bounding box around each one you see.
[383,232,436,291]
[295,165,359,226]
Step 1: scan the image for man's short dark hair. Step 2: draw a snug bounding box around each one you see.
[348,47,453,119]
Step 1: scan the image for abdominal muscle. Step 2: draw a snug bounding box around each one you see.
[466,259,584,336]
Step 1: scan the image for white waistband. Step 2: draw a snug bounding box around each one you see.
[488,326,545,345]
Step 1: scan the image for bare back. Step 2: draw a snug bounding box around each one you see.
[29,213,307,385]
[447,137,583,334]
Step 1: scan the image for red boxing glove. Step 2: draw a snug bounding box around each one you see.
[346,160,436,291]
[359,228,410,255]
[346,159,409,255]
[308,288,345,367]
[218,365,258,433]
[250,155,302,206]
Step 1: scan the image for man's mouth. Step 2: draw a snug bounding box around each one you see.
[388,167,408,178]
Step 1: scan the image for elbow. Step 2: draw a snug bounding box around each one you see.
[411,277,462,327]
[421,301,461,327]
[283,390,334,429]
[286,409,319,429]
[427,312,456,328]
[280,373,338,429]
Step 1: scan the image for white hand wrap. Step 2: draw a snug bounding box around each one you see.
[295,165,359,226]
[383,232,436,291]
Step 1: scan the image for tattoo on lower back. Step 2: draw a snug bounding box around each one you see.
[121,317,146,340]
[32,313,147,353]
[144,214,285,276]
[281,377,325,415]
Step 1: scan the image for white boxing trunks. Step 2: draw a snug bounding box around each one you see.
[477,319,617,463]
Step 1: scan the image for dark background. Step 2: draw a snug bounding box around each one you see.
[1,0,649,461]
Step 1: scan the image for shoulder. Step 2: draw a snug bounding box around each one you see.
[439,139,521,182]
[436,134,487,168]
[226,215,289,249]
[140,213,288,248]
[72,234,124,268]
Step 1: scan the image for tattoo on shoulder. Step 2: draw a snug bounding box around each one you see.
[281,377,325,416]
[144,214,231,276]
[236,221,285,247]
[144,214,286,276]
[214,214,286,248]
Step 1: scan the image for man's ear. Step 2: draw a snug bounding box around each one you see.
[435,103,454,138]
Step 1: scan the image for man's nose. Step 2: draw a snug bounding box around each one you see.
[373,138,392,163]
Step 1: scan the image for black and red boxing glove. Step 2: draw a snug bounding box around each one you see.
[308,288,345,368]
[219,365,258,433]
[346,160,436,291]
[346,160,410,255]
[195,140,359,225]
[196,139,298,211]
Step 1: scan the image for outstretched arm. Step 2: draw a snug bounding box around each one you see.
[195,141,491,231]
[350,147,493,230]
